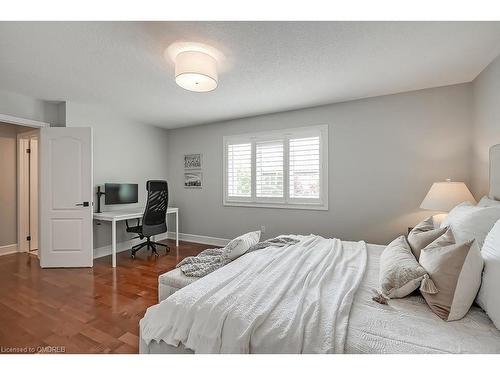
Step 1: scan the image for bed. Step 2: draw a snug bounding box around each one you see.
[138,145,500,354]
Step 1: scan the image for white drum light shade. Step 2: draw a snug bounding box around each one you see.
[420,179,476,212]
[175,51,218,92]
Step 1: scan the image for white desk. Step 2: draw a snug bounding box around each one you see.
[93,207,179,267]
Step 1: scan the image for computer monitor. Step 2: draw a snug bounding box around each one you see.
[104,183,138,205]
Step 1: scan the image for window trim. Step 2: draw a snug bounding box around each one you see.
[223,125,328,210]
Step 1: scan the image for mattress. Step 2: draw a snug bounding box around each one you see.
[141,242,500,354]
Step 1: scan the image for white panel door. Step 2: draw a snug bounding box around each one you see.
[40,127,93,268]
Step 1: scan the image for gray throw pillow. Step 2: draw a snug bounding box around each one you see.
[407,216,448,260]
[379,235,428,299]
[223,230,261,260]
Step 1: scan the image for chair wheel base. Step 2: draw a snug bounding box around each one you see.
[130,239,169,259]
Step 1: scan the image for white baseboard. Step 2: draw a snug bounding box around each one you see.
[93,232,230,259]
[166,232,230,247]
[0,243,18,256]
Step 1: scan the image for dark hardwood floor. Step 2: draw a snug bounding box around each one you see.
[0,240,209,354]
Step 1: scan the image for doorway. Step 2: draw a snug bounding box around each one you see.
[0,114,48,258]
[1,114,93,268]
[18,130,39,255]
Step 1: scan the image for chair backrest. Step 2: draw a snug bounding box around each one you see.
[142,180,168,237]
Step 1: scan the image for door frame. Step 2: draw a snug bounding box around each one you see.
[0,113,50,254]
[0,113,50,129]
[17,130,41,253]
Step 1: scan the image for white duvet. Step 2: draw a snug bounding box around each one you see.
[140,235,367,353]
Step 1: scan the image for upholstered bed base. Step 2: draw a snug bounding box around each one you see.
[158,268,200,302]
[490,144,500,200]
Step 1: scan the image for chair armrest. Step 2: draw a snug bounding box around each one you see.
[125,218,140,229]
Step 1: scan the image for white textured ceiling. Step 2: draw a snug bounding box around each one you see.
[1,21,500,128]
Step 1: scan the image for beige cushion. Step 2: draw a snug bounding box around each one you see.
[379,235,427,299]
[407,216,448,260]
[419,228,483,321]
[223,230,261,260]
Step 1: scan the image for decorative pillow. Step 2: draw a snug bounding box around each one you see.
[407,216,448,260]
[419,228,483,321]
[441,202,500,248]
[476,219,500,330]
[378,236,428,299]
[223,231,261,260]
[477,196,500,207]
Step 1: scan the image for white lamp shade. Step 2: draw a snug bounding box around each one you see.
[175,51,218,92]
[420,180,476,212]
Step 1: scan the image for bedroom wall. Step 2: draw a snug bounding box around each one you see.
[472,55,500,198]
[166,84,472,245]
[0,123,19,247]
[0,89,60,125]
[65,102,170,252]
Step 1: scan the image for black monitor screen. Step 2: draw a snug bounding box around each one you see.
[105,183,138,205]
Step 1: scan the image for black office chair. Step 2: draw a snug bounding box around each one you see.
[126,180,170,258]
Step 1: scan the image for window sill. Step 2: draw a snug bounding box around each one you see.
[223,200,328,211]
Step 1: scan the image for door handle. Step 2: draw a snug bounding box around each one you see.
[75,202,90,207]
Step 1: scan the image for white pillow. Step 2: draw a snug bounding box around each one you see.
[223,231,261,260]
[476,219,500,330]
[477,196,500,207]
[441,202,500,248]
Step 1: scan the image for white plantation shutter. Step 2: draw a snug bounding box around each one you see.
[227,143,252,198]
[256,140,284,198]
[289,136,320,199]
[224,125,327,209]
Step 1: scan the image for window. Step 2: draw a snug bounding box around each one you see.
[227,143,252,198]
[223,125,328,210]
[256,140,284,198]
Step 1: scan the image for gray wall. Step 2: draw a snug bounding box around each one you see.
[167,84,473,245]
[0,123,18,246]
[65,102,170,249]
[3,71,494,248]
[472,55,500,197]
[0,89,59,124]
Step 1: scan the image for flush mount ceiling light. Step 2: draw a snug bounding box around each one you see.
[174,50,217,92]
[166,42,226,93]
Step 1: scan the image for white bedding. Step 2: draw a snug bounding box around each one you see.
[140,240,500,354]
[346,243,500,354]
[140,235,367,353]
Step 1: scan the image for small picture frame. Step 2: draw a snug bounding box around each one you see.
[184,154,202,169]
[184,171,202,189]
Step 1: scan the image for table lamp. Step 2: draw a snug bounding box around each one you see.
[420,179,476,212]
